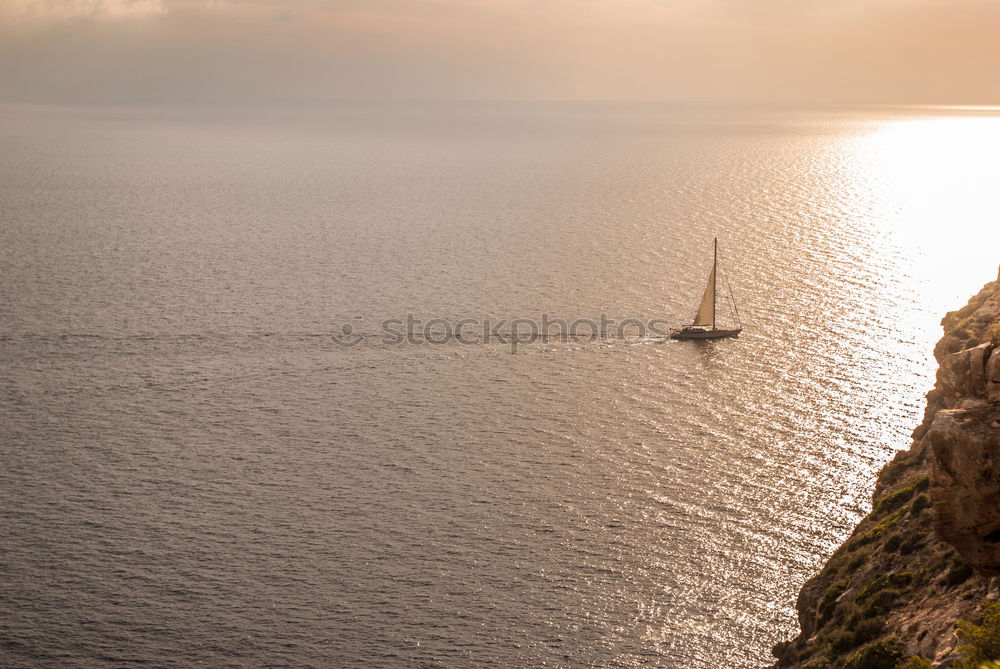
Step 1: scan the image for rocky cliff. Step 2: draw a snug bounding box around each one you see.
[773,268,1000,669]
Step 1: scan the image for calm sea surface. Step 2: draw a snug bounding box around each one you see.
[2,102,1000,667]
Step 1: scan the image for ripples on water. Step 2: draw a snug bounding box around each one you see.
[2,103,1000,667]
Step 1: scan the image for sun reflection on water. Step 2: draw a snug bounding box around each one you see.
[822,113,1000,408]
[847,114,1000,310]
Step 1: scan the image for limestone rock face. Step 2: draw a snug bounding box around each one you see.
[927,402,1000,573]
[924,304,1000,574]
[988,347,1000,401]
[923,278,1000,576]
[938,343,992,401]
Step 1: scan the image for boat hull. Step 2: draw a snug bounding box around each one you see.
[668,327,742,340]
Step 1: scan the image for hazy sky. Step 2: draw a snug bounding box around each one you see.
[2,0,999,105]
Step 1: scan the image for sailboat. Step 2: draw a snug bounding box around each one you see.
[668,238,742,340]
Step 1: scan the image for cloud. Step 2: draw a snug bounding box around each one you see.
[3,0,165,22]
[1,0,999,105]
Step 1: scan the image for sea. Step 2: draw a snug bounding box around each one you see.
[2,101,1000,667]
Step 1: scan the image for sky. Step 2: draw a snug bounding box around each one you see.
[2,0,1000,106]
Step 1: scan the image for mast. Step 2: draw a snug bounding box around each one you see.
[691,239,718,328]
[712,237,717,330]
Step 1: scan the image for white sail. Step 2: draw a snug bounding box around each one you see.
[692,264,715,326]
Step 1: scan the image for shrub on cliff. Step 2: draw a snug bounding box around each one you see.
[856,573,914,617]
[872,477,928,517]
[839,636,933,669]
[944,559,975,588]
[989,323,1000,347]
[908,493,931,516]
[841,637,907,669]
[955,602,1000,668]
[896,657,932,668]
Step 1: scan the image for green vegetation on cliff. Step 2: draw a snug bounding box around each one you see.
[954,602,1000,669]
